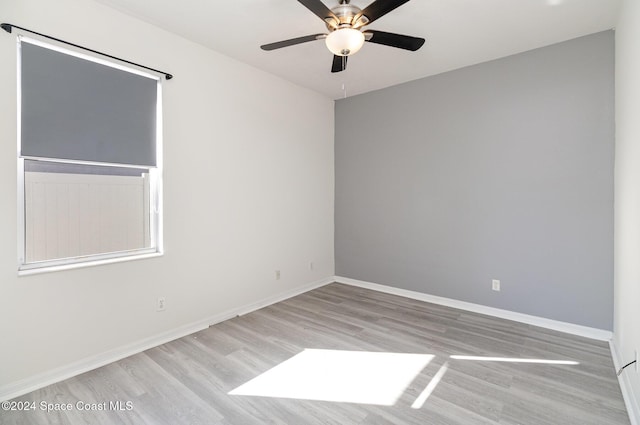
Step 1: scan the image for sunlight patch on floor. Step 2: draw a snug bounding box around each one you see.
[450,355,579,365]
[411,361,449,409]
[229,349,434,405]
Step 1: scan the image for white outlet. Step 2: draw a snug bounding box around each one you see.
[157,297,166,312]
[275,270,281,280]
[492,279,501,291]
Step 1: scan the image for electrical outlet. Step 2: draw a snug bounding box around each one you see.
[492,279,501,291]
[275,270,281,280]
[157,297,166,312]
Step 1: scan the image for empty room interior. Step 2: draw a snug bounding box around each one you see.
[0,0,639,424]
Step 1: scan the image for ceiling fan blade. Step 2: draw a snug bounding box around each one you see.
[261,34,326,51]
[356,0,411,25]
[364,30,425,51]
[298,0,339,26]
[331,55,347,73]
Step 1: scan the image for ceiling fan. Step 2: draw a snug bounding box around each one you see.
[260,0,425,73]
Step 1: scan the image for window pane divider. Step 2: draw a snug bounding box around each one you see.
[20,156,158,171]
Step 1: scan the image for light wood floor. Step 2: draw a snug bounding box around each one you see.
[1,283,630,424]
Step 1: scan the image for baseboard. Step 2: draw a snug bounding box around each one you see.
[0,276,334,402]
[334,276,613,341]
[0,319,209,403]
[2,275,613,402]
[610,340,640,425]
[196,276,334,328]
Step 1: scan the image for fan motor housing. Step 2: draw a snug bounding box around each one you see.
[326,0,369,30]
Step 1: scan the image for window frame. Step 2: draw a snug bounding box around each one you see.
[16,36,164,275]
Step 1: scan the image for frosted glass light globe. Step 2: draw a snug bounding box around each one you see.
[325,28,365,56]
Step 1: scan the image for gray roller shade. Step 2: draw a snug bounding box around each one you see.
[20,41,157,166]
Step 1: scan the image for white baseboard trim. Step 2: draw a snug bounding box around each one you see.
[0,276,334,402]
[610,340,640,425]
[334,276,613,341]
[0,319,209,403]
[198,276,334,327]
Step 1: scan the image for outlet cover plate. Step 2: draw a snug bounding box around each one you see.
[492,279,500,291]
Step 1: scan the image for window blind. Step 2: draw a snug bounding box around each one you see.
[20,40,158,166]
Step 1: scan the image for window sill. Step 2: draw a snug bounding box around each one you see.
[18,251,163,276]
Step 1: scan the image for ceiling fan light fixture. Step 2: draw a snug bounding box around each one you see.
[325,28,365,56]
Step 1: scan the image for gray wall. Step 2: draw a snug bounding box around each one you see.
[335,31,614,330]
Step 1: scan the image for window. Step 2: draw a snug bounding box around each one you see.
[17,37,163,273]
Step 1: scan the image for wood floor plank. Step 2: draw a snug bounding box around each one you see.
[0,283,630,425]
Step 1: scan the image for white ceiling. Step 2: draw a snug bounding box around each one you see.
[96,0,621,100]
